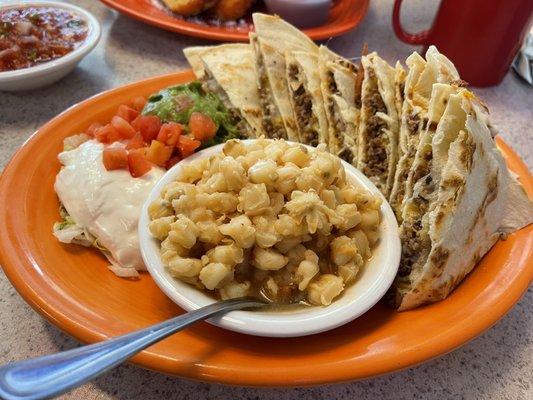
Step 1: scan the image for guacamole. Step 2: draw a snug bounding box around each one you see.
[142,82,241,146]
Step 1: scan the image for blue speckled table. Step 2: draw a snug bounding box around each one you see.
[1,1,531,399]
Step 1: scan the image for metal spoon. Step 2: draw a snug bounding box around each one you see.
[0,297,266,400]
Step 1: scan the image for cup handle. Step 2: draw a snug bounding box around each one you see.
[392,0,430,45]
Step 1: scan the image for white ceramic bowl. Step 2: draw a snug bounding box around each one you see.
[0,1,101,91]
[139,141,401,337]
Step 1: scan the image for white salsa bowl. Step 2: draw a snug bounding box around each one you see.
[0,1,101,91]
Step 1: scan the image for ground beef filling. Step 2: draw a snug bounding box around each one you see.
[393,167,409,205]
[288,64,319,146]
[338,147,355,164]
[361,79,388,181]
[254,47,286,139]
[327,71,346,145]
[406,113,420,135]
[398,81,405,104]
[361,68,389,182]
[398,173,434,277]
[411,146,433,185]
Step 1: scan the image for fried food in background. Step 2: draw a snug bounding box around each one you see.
[211,0,254,20]
[161,0,254,19]
[161,0,217,16]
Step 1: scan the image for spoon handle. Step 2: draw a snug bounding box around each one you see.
[0,298,264,400]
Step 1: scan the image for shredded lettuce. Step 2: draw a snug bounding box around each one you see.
[53,205,140,278]
[53,206,98,248]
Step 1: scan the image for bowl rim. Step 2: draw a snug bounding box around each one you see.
[139,140,401,337]
[0,0,101,81]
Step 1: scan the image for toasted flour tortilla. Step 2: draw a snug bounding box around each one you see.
[389,89,533,310]
[389,47,460,216]
[318,45,361,164]
[183,44,264,138]
[286,51,328,146]
[183,45,215,78]
[356,52,400,198]
[251,13,318,141]
[394,61,407,139]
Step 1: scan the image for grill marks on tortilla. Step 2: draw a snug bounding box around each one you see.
[359,67,390,191]
[429,247,449,273]
[458,131,476,172]
[465,171,499,245]
[287,62,319,146]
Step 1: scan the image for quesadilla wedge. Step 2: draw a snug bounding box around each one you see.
[184,44,264,138]
[356,52,400,197]
[251,13,318,140]
[389,88,533,310]
[389,47,460,216]
[285,51,328,146]
[318,45,361,164]
[401,83,458,215]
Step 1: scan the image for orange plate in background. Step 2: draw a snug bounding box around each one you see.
[0,71,532,387]
[98,0,369,42]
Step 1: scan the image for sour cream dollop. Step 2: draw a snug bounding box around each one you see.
[54,140,164,276]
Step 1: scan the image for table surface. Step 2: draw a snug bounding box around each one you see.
[1,1,532,399]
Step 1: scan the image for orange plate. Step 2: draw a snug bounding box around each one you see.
[98,0,369,42]
[0,71,532,387]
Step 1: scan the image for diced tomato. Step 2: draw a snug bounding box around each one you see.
[107,126,122,143]
[130,96,147,112]
[145,140,174,167]
[111,116,136,139]
[188,112,217,142]
[166,155,181,169]
[130,115,141,131]
[95,124,121,144]
[94,127,108,143]
[134,115,162,142]
[127,149,152,177]
[157,122,183,146]
[125,132,146,150]
[116,105,139,123]
[102,147,128,171]
[85,122,103,137]
[177,135,201,158]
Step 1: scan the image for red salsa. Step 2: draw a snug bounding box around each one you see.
[0,7,88,72]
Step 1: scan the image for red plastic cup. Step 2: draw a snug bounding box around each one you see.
[392,0,533,86]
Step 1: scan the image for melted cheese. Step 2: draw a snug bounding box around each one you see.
[54,140,164,272]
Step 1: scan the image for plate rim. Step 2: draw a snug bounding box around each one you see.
[0,71,532,387]
[97,0,370,42]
